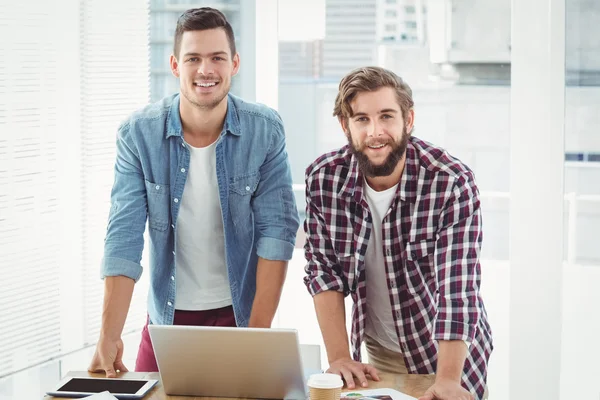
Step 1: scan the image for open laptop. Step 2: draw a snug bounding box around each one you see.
[148,325,316,399]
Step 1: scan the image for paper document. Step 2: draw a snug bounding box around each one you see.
[341,387,417,400]
[81,391,119,399]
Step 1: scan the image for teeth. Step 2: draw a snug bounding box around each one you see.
[196,82,217,87]
[369,144,385,149]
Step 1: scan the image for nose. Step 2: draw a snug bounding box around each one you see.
[367,120,384,137]
[197,60,214,76]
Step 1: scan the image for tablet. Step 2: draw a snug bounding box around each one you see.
[46,376,158,399]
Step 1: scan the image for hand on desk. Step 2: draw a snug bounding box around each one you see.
[418,378,474,400]
[88,336,129,378]
[326,357,380,390]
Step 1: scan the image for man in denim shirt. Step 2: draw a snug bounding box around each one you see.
[88,8,300,376]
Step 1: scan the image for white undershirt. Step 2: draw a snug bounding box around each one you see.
[174,140,232,310]
[364,179,402,353]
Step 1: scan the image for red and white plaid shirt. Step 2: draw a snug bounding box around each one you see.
[303,136,493,399]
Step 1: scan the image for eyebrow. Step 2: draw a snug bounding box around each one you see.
[183,51,229,58]
[353,109,399,117]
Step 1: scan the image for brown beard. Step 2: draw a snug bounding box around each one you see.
[347,126,409,177]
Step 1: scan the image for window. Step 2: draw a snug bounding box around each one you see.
[277,0,512,391]
[0,0,150,379]
[561,2,600,396]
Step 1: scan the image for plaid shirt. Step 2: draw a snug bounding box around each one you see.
[303,136,493,400]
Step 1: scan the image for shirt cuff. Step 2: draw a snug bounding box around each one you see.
[256,236,295,261]
[304,272,345,296]
[433,320,476,344]
[101,256,143,282]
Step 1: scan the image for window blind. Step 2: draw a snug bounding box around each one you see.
[79,0,151,345]
[0,0,151,377]
[0,1,63,377]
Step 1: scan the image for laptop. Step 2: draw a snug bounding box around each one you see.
[148,325,314,399]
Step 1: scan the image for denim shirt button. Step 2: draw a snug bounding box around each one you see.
[174,198,179,203]
[245,186,250,191]
[180,168,185,173]
[155,185,160,190]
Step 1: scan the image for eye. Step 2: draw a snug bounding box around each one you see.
[187,57,199,62]
[356,116,368,122]
[213,56,225,61]
[381,114,393,119]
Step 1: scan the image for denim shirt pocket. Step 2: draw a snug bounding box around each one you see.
[229,172,260,231]
[144,180,170,231]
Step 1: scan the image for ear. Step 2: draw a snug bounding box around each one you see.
[338,116,349,135]
[170,54,180,78]
[406,108,415,135]
[231,53,240,77]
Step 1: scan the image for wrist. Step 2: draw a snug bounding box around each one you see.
[248,319,271,328]
[99,328,121,342]
[434,373,461,384]
[328,350,352,364]
[248,309,273,328]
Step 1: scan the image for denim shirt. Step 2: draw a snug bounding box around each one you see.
[101,93,300,327]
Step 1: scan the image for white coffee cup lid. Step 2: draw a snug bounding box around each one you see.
[307,373,344,389]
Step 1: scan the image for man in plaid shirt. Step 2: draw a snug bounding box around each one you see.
[303,66,493,400]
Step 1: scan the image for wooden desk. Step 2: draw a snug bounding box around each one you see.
[43,371,435,399]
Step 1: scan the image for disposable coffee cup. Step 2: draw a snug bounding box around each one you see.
[307,373,344,400]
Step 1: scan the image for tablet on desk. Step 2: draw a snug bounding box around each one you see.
[46,376,158,399]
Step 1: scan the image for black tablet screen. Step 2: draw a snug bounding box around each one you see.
[58,378,146,394]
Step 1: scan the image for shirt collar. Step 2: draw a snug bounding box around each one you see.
[165,94,241,139]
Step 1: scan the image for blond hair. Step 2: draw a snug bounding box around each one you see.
[333,66,414,121]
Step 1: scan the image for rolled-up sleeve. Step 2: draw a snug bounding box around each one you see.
[433,174,483,344]
[252,113,300,261]
[101,122,147,282]
[303,172,347,296]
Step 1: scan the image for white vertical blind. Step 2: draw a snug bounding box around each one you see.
[79,0,151,345]
[0,2,63,377]
[0,0,151,377]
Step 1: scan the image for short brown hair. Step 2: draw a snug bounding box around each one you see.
[333,66,414,121]
[173,7,236,59]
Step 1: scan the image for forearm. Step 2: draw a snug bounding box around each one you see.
[435,340,468,383]
[100,276,135,341]
[248,257,288,328]
[313,290,351,362]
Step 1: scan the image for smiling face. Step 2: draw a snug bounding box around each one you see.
[342,86,414,178]
[170,28,239,111]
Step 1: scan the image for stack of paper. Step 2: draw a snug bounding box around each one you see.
[341,388,417,400]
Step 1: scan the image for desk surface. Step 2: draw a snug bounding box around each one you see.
[43,371,435,400]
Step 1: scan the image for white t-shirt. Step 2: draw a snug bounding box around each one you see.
[174,140,232,310]
[364,179,402,353]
